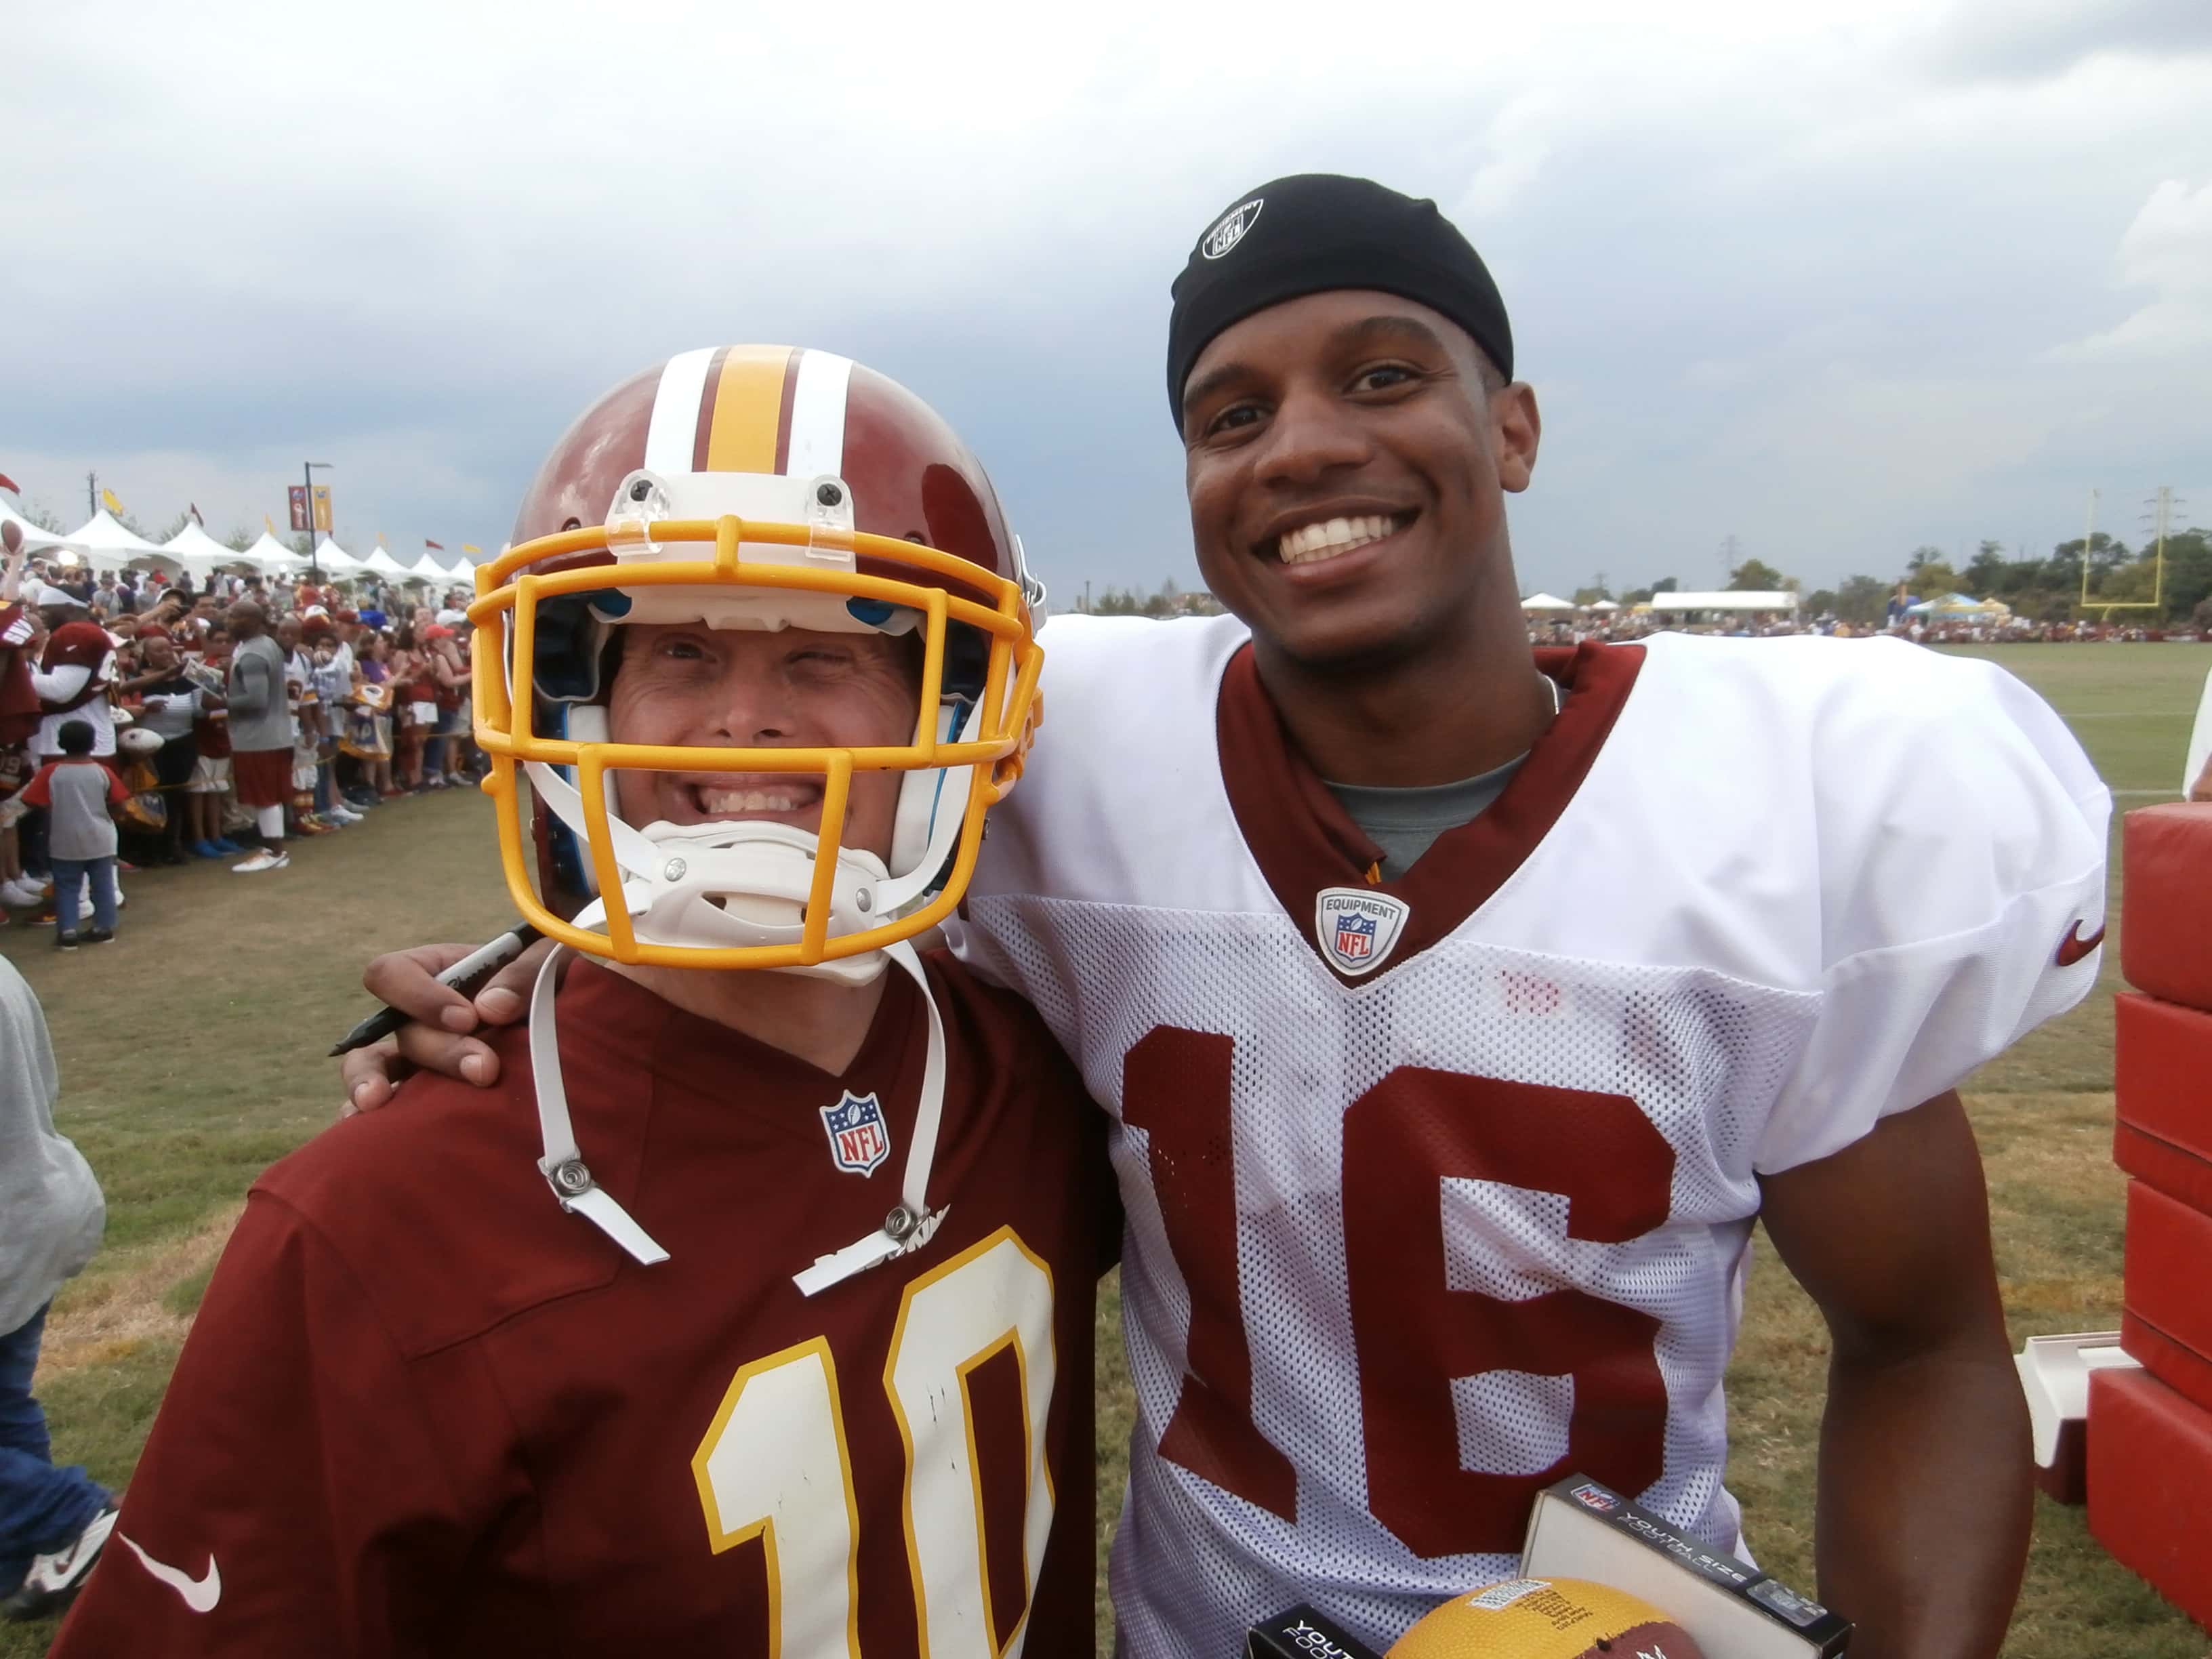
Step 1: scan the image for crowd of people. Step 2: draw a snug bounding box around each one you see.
[1528,611,2205,647]
[0,552,485,944]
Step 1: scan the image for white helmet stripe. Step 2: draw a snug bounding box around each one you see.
[643,348,718,474]
[785,350,853,480]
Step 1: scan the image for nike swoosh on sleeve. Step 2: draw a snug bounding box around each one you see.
[2054,921,2106,968]
[121,1536,222,1614]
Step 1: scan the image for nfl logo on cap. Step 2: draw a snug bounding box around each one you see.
[1202,197,1263,260]
[819,1091,892,1177]
[1314,888,1411,978]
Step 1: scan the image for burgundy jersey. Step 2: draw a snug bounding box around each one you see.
[56,956,1114,1657]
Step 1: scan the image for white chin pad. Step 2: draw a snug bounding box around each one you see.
[632,820,888,952]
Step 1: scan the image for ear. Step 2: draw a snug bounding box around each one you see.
[1490,382,1541,494]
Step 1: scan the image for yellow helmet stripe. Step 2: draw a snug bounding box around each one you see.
[701,344,796,474]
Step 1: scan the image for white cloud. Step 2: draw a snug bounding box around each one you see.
[2062,179,2212,357]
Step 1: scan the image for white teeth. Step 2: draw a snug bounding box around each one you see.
[1277,513,1401,565]
[699,788,804,815]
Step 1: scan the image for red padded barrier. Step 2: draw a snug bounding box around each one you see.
[2087,1367,2212,1631]
[2122,1181,2212,1414]
[2113,993,2212,1208]
[2122,804,2212,1012]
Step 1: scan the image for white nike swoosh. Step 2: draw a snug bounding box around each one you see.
[121,1535,222,1613]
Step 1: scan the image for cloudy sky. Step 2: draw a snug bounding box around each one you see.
[5,0,2207,601]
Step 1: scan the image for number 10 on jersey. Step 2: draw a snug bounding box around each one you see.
[691,1228,1058,1655]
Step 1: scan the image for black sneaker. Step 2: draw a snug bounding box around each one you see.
[54,932,79,951]
[83,927,116,945]
[3,1498,119,1621]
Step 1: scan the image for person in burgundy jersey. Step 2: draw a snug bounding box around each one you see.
[53,350,1114,1656]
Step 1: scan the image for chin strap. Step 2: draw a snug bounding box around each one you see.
[791,938,949,1296]
[527,941,670,1266]
[524,926,949,1294]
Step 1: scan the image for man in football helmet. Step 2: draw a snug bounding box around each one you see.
[56,349,1111,1654]
[346,184,2102,1659]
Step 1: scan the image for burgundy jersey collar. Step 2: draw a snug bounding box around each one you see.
[1216,640,1645,985]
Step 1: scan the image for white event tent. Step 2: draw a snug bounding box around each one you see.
[66,510,186,576]
[1,499,85,558]
[1520,592,1576,613]
[1638,590,1801,614]
[407,550,458,584]
[305,538,365,579]
[359,541,415,579]
[161,518,255,577]
[242,530,308,577]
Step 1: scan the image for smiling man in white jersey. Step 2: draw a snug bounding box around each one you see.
[348,176,2109,1658]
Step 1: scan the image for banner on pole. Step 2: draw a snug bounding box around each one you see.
[288,486,310,531]
[311,485,333,532]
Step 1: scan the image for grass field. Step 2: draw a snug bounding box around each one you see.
[3,642,2209,1656]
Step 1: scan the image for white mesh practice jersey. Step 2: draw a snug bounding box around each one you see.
[947,614,2110,1658]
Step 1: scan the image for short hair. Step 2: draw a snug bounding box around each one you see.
[58,720,95,756]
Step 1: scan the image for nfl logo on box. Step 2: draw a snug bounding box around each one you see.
[1314,888,1412,977]
[819,1091,892,1177]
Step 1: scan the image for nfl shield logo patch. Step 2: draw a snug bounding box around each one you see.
[1314,888,1412,978]
[819,1091,892,1178]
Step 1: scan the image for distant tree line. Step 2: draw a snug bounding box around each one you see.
[1073,579,1225,619]
[1575,528,2212,628]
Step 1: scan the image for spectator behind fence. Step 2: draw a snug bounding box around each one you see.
[17,720,126,949]
[0,954,115,1622]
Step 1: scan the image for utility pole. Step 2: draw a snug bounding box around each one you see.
[1719,534,1740,585]
[86,471,97,518]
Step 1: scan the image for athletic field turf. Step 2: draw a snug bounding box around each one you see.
[2,640,2205,1656]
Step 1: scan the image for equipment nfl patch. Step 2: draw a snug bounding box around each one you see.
[819,1090,891,1177]
[1315,887,1411,977]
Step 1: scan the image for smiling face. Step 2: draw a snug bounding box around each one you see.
[603,621,916,863]
[1179,289,1540,673]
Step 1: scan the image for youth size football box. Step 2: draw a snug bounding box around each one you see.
[2121,804,2212,1012]
[2015,1331,2142,1504]
[1246,1605,1383,1658]
[2087,1366,2212,1631]
[2123,1181,2212,1414]
[2113,993,2212,1214]
[1520,1477,1852,1658]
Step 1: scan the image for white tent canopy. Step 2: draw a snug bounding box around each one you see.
[358,542,415,579]
[306,537,364,578]
[241,531,308,577]
[0,499,84,557]
[406,550,457,583]
[1639,590,1801,613]
[66,510,186,575]
[1521,592,1576,613]
[1904,592,2008,617]
[1584,598,1620,613]
[161,518,255,575]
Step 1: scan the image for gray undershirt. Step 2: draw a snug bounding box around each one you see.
[1324,752,1530,878]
